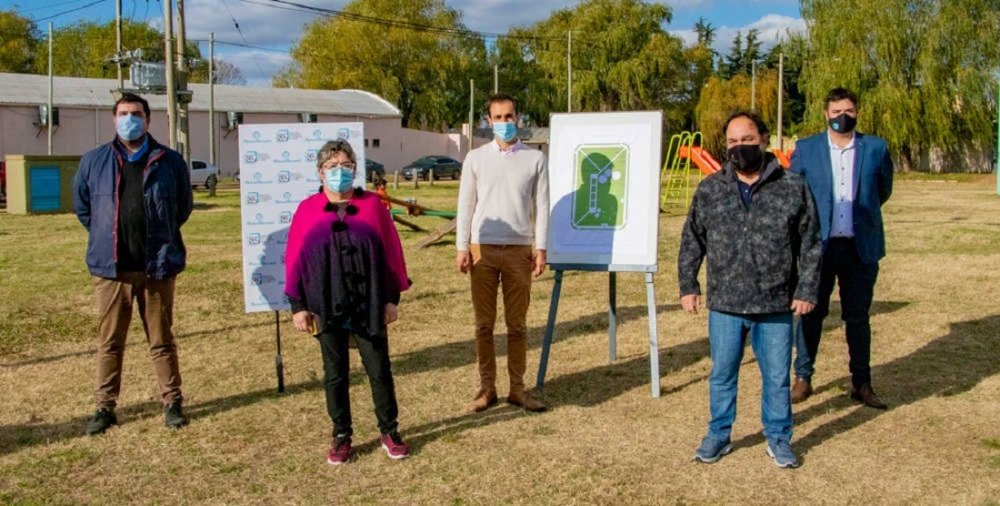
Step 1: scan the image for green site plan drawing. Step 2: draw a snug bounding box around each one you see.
[571,144,629,229]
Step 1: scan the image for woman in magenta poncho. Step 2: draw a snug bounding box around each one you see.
[284,139,411,465]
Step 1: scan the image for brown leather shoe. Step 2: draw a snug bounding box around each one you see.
[850,383,888,410]
[790,377,813,404]
[465,389,498,413]
[507,390,547,412]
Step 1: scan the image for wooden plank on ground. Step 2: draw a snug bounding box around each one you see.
[415,218,457,249]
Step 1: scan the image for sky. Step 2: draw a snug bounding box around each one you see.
[1,0,806,87]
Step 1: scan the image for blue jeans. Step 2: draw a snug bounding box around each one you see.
[707,310,793,443]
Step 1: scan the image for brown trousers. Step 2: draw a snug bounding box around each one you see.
[469,244,533,396]
[93,273,182,409]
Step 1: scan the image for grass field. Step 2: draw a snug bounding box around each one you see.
[1,175,998,504]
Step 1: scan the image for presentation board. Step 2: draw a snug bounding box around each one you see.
[546,111,662,271]
[238,122,366,313]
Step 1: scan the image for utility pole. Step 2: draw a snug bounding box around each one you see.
[47,22,53,155]
[995,84,999,195]
[163,0,177,150]
[750,60,756,112]
[567,31,572,113]
[176,0,191,166]
[116,0,123,90]
[209,32,216,167]
[776,52,784,150]
[494,64,498,94]
[467,79,474,151]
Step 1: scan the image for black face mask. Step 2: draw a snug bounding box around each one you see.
[828,113,858,133]
[728,144,765,174]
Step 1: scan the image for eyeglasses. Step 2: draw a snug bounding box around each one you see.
[321,161,356,171]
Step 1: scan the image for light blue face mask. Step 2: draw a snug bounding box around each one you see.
[324,166,355,193]
[116,114,145,142]
[492,121,517,142]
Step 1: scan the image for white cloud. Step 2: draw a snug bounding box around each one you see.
[698,14,806,55]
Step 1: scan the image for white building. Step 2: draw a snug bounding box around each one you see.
[0,72,476,178]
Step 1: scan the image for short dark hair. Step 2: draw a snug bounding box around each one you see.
[114,92,150,117]
[485,93,518,115]
[825,87,859,109]
[722,111,769,139]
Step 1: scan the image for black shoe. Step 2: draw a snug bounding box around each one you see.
[85,408,117,435]
[164,402,189,429]
[850,383,888,410]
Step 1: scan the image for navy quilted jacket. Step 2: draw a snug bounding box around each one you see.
[73,136,192,279]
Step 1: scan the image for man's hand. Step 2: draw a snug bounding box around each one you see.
[292,311,312,333]
[384,303,399,325]
[533,249,547,278]
[681,294,700,314]
[791,299,815,316]
[456,251,471,274]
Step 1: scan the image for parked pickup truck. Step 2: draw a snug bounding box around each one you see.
[189,159,220,189]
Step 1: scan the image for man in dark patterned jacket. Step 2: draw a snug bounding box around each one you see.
[678,112,822,469]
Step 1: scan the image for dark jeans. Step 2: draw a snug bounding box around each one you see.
[794,238,879,388]
[317,324,399,437]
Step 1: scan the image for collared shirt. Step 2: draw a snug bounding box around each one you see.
[489,138,526,157]
[736,178,757,208]
[115,135,150,163]
[828,131,856,237]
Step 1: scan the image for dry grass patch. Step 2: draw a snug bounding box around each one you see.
[1,175,998,504]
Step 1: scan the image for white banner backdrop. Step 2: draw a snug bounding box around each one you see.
[238,122,366,313]
[546,111,662,271]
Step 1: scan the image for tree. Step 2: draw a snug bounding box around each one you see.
[280,0,488,129]
[34,20,162,78]
[693,17,716,47]
[800,0,1000,172]
[694,69,780,155]
[189,58,247,85]
[494,0,693,131]
[0,10,39,73]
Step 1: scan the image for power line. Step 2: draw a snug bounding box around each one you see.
[11,0,98,14]
[239,0,566,43]
[31,0,109,22]
[220,0,266,83]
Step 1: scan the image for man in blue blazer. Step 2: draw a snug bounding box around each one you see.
[789,88,893,409]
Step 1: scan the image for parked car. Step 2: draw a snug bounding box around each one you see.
[189,159,220,189]
[365,158,385,182]
[400,156,462,181]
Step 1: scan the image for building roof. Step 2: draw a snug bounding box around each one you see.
[0,72,401,117]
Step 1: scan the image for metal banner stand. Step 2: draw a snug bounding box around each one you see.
[274,311,285,394]
[536,264,661,397]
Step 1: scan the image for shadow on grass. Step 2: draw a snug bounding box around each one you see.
[0,321,274,370]
[391,303,680,377]
[728,314,1000,456]
[538,337,710,408]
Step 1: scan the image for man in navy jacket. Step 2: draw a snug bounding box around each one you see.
[789,88,894,409]
[73,93,193,434]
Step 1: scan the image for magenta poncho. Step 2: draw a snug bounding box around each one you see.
[284,189,410,332]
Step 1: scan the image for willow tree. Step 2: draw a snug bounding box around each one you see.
[800,0,1000,172]
[33,20,169,78]
[694,70,780,155]
[495,0,694,131]
[280,0,487,129]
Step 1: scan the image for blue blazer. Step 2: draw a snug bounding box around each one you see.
[790,131,893,264]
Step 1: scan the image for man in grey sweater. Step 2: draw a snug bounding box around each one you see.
[456,93,549,413]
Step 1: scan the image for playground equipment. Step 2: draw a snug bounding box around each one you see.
[661,131,719,210]
[660,132,797,209]
[378,189,458,249]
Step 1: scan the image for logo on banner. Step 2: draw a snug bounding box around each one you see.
[337,128,350,140]
[251,272,278,286]
[278,170,291,183]
[307,129,324,141]
[275,150,301,164]
[247,212,274,225]
[244,131,270,144]
[244,151,259,164]
[246,192,260,205]
[276,191,296,204]
[250,254,277,267]
[248,232,261,245]
[305,149,318,162]
[276,129,290,142]
[242,171,274,185]
[279,211,292,224]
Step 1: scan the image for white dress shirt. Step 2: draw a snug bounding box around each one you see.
[828,132,856,238]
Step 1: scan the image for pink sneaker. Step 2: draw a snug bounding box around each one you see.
[380,432,410,460]
[326,435,352,465]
